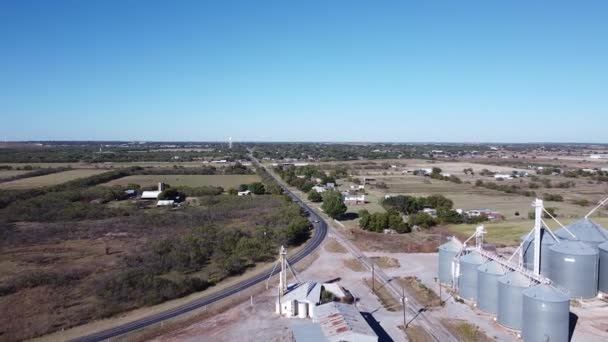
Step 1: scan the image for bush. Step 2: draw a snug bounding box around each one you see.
[408,213,436,229]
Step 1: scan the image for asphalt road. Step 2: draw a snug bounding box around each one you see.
[71,164,327,342]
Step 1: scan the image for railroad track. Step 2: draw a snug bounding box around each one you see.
[72,161,327,342]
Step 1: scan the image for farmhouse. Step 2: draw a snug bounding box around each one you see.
[238,190,252,196]
[344,194,365,205]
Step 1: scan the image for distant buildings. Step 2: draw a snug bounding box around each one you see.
[141,191,161,200]
[343,194,365,205]
[238,190,252,196]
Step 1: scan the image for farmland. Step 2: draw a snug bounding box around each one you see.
[103,174,262,189]
[0,170,31,180]
[0,169,108,189]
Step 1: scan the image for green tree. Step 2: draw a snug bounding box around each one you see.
[308,190,323,202]
[248,182,266,195]
[321,191,347,219]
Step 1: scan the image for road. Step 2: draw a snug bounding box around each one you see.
[258,157,457,342]
[71,161,327,342]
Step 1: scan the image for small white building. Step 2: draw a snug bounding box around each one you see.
[276,282,346,319]
[156,200,175,207]
[344,194,365,205]
[350,185,365,190]
[326,183,335,189]
[494,174,513,180]
[313,302,378,342]
[422,208,437,217]
[141,191,162,200]
[312,185,326,193]
[238,190,252,196]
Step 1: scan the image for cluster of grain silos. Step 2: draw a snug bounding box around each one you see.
[438,237,572,341]
[522,218,608,298]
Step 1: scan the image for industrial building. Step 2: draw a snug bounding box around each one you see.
[313,302,378,342]
[438,196,608,342]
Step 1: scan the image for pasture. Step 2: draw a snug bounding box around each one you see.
[0,170,32,180]
[103,174,262,189]
[0,169,108,189]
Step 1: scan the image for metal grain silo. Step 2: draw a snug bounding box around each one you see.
[497,271,532,330]
[548,240,599,298]
[555,218,608,249]
[458,251,485,302]
[438,237,462,285]
[521,227,560,276]
[522,284,570,342]
[477,260,505,314]
[598,241,608,293]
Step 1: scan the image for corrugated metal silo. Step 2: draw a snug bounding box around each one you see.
[555,218,608,249]
[438,238,462,285]
[522,284,570,342]
[598,241,608,293]
[458,251,485,301]
[548,240,599,298]
[521,227,559,275]
[497,271,532,330]
[477,260,505,314]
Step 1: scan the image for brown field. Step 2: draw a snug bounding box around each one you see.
[0,170,31,180]
[343,258,366,272]
[396,277,441,308]
[363,278,402,312]
[371,256,400,268]
[0,169,108,189]
[324,238,347,253]
[103,174,261,189]
[441,319,492,342]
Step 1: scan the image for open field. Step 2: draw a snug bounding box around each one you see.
[0,170,31,180]
[103,174,261,189]
[0,169,108,189]
[447,216,608,247]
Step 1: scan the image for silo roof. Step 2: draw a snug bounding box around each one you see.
[555,218,608,243]
[498,271,532,287]
[521,227,560,244]
[478,260,506,275]
[438,237,462,252]
[523,284,569,302]
[550,240,598,256]
[460,251,485,264]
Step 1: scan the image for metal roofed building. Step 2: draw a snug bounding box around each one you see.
[291,321,329,342]
[141,190,161,200]
[313,302,378,342]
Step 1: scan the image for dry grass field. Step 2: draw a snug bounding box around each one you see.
[0,169,108,189]
[0,170,31,180]
[103,174,261,189]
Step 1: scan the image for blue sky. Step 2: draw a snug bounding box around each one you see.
[1,1,606,142]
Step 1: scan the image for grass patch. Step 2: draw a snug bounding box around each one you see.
[397,277,441,308]
[400,325,434,342]
[371,256,400,268]
[103,174,261,189]
[343,258,366,272]
[441,319,492,342]
[0,169,108,189]
[363,277,402,312]
[324,238,347,253]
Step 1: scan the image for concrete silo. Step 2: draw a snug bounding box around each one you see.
[522,284,570,342]
[555,218,608,249]
[497,271,532,330]
[598,241,608,294]
[521,227,560,276]
[458,251,485,302]
[438,237,462,285]
[548,240,599,299]
[476,260,505,314]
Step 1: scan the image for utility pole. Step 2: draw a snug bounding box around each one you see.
[402,286,408,329]
[372,264,375,292]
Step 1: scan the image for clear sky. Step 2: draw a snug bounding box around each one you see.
[1,1,606,143]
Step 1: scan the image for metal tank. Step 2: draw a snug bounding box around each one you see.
[555,218,608,249]
[548,240,599,298]
[497,271,532,330]
[522,284,570,342]
[521,227,560,275]
[458,251,485,302]
[476,260,505,314]
[438,237,462,285]
[598,241,608,293]
[298,301,308,318]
